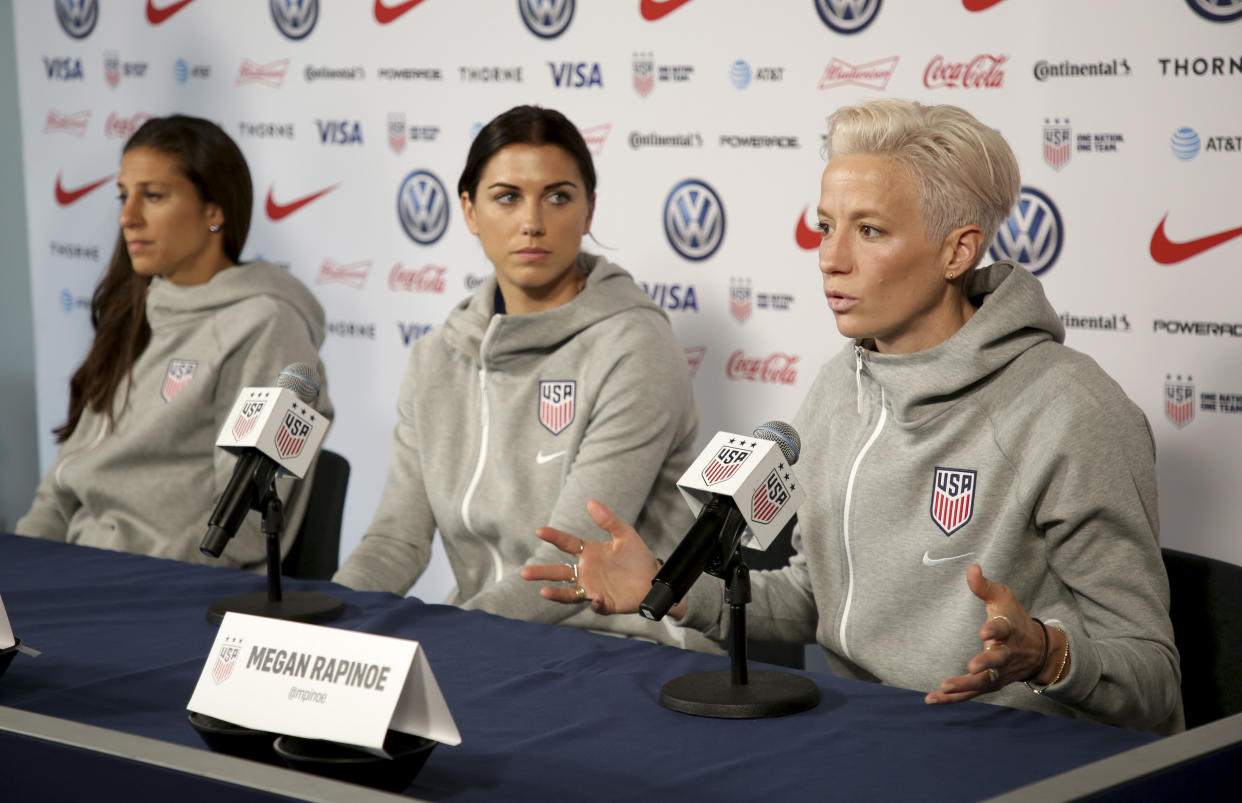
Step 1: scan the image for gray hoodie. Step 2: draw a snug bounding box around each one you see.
[681,262,1183,733]
[17,261,331,571]
[334,255,717,650]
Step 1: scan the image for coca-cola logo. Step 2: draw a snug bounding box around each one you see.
[389,263,447,293]
[923,54,1007,89]
[725,351,799,385]
[105,111,152,139]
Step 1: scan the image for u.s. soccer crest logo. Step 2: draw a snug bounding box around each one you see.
[211,638,242,685]
[231,400,266,441]
[388,112,406,154]
[664,179,726,261]
[397,169,449,245]
[703,443,752,486]
[275,409,312,459]
[634,52,654,97]
[161,359,197,403]
[520,0,575,38]
[752,468,791,524]
[931,467,976,536]
[1043,118,1072,171]
[539,380,576,435]
[730,278,752,323]
[104,51,119,88]
[1165,374,1195,429]
[988,186,1064,276]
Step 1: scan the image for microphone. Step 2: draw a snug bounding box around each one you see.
[200,363,328,559]
[639,421,802,621]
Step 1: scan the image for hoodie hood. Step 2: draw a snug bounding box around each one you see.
[857,261,1066,427]
[146,260,326,347]
[439,253,666,368]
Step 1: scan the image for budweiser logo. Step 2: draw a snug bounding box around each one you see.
[316,258,372,289]
[236,58,290,87]
[104,111,151,139]
[579,123,611,156]
[44,109,90,136]
[725,351,798,385]
[818,56,899,91]
[389,263,447,293]
[923,54,1007,89]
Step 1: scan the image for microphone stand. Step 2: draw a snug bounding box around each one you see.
[658,535,819,718]
[205,481,344,626]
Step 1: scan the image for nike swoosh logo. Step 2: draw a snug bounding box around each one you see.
[374,0,430,24]
[963,0,1008,10]
[1150,214,1242,265]
[922,550,976,567]
[146,0,197,24]
[265,184,338,221]
[55,172,113,206]
[536,450,566,465]
[640,0,695,21]
[795,205,819,250]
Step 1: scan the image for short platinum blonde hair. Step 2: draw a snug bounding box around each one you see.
[825,99,1020,267]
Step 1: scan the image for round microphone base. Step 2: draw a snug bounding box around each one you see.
[206,591,344,626]
[659,669,820,719]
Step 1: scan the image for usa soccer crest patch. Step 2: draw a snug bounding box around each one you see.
[231,399,266,441]
[161,359,198,403]
[702,443,752,486]
[930,467,976,536]
[539,380,576,435]
[211,637,242,685]
[275,409,312,460]
[752,467,791,524]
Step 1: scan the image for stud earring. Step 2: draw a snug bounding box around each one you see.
[945,270,955,280]
[209,223,222,232]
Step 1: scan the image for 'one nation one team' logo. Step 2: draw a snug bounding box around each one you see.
[930,467,976,536]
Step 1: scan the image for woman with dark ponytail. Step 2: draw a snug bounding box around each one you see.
[18,115,331,570]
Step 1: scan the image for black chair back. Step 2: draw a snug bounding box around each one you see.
[1162,547,1242,729]
[282,450,350,580]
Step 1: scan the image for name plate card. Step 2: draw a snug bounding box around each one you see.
[188,612,461,753]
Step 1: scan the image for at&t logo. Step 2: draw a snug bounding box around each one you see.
[397,170,449,245]
[815,0,882,34]
[271,0,318,40]
[1171,127,1201,160]
[56,0,98,39]
[663,179,725,261]
[1184,0,1242,22]
[520,0,575,38]
[988,187,1064,276]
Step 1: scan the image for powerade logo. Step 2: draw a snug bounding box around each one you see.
[270,0,318,40]
[815,0,882,34]
[397,170,449,245]
[56,0,98,39]
[988,187,1064,276]
[1185,0,1242,22]
[1172,127,1201,160]
[663,179,725,261]
[520,0,575,38]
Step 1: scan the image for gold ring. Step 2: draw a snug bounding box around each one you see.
[574,585,586,601]
[990,615,1012,629]
[577,541,585,554]
[563,563,578,583]
[987,668,999,686]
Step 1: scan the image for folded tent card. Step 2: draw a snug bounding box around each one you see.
[188,612,460,756]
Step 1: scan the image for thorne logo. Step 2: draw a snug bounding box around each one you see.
[389,263,447,293]
[818,56,899,91]
[1158,55,1242,76]
[236,58,289,88]
[924,54,1007,89]
[988,187,1064,276]
[520,0,575,38]
[44,109,90,136]
[815,0,882,34]
[316,259,372,289]
[726,351,799,385]
[459,66,524,83]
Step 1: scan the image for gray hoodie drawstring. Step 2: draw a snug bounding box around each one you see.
[854,345,864,414]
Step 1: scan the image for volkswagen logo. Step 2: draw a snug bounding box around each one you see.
[1184,0,1242,22]
[988,186,1064,276]
[270,0,318,40]
[397,170,449,245]
[519,0,575,38]
[664,179,726,261]
[56,0,98,39]
[815,0,883,34]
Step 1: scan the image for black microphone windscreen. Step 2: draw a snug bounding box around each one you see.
[277,363,323,407]
[753,421,800,464]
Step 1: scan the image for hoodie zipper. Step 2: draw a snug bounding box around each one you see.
[838,346,885,660]
[460,338,505,585]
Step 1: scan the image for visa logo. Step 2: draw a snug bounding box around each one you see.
[642,282,699,312]
[398,322,433,346]
[44,57,84,80]
[315,120,363,145]
[548,61,603,88]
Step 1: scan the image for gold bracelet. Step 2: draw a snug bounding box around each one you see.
[1026,627,1069,695]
